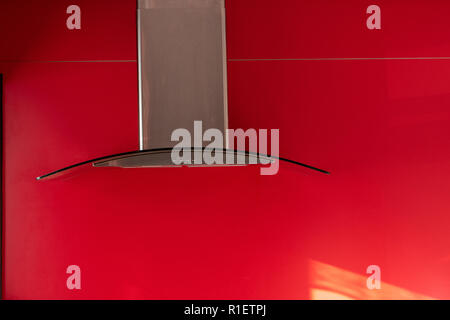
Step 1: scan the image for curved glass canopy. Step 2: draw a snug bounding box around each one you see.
[36,147,330,180]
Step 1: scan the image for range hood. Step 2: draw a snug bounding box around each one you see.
[95,0,233,169]
[36,0,329,180]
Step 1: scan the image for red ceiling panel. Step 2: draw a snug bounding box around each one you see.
[226,0,450,59]
[0,0,136,61]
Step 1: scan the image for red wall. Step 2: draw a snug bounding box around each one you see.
[1,0,450,299]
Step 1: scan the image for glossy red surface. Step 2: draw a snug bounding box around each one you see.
[1,0,450,299]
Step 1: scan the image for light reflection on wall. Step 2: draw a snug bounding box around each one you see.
[309,260,435,300]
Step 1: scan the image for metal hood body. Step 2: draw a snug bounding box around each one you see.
[97,0,231,169]
[138,0,228,150]
[36,0,330,180]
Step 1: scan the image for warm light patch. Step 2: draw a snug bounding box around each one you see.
[309,260,435,300]
[311,289,353,300]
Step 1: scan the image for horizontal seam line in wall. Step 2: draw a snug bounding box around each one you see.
[228,57,450,61]
[0,60,137,63]
[3,57,448,63]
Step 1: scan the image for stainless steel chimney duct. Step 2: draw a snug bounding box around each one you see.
[137,0,228,150]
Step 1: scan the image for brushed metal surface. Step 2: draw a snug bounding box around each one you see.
[92,149,267,168]
[137,9,144,150]
[139,0,224,9]
[138,0,228,150]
